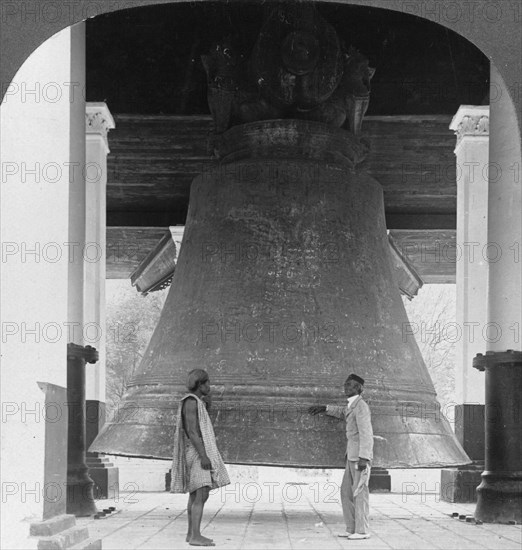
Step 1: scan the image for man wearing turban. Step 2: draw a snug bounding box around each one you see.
[309,373,374,540]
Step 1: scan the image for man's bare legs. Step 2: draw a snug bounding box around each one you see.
[188,486,214,546]
[186,492,196,542]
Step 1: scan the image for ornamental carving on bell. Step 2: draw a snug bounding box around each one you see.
[201,4,375,139]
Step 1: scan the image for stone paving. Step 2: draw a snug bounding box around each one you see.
[80,488,521,549]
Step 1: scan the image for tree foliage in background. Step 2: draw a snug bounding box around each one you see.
[105,282,457,416]
[403,285,457,409]
[105,283,168,418]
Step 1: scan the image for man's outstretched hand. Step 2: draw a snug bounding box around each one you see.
[308,405,327,415]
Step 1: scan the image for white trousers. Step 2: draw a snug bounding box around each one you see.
[340,459,370,534]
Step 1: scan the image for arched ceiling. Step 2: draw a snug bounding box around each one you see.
[86,2,489,116]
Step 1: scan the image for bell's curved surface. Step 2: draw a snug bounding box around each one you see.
[92,120,470,468]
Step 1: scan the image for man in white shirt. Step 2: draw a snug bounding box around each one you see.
[309,373,374,540]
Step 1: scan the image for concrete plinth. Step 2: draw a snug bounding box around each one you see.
[29,514,100,549]
[441,403,485,502]
[441,465,483,503]
[86,400,119,499]
[369,467,391,493]
[87,455,120,500]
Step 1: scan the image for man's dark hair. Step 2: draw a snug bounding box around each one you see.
[345,373,364,394]
[187,369,209,391]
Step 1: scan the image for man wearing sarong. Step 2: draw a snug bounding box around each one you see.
[171,369,230,546]
[309,373,374,540]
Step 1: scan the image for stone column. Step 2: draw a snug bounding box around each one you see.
[473,64,522,523]
[84,103,118,498]
[0,22,98,548]
[67,24,86,349]
[441,106,489,503]
[64,22,100,518]
[84,102,114,404]
[452,106,489,410]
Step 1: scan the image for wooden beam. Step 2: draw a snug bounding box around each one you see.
[106,114,457,217]
[107,212,456,230]
[107,211,186,227]
[388,229,456,284]
[385,213,456,230]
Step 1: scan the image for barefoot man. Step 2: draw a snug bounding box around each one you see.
[171,369,230,546]
[309,373,374,540]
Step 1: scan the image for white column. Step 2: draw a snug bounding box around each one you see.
[0,23,85,548]
[450,106,489,405]
[67,23,86,345]
[84,103,115,403]
[486,66,522,351]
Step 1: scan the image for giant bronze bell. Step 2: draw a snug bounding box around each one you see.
[92,5,470,469]
[92,121,470,468]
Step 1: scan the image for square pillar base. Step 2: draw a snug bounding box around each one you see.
[441,464,483,503]
[87,454,119,500]
[89,467,120,500]
[369,467,391,493]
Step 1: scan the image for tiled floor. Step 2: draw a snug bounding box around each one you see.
[80,489,521,549]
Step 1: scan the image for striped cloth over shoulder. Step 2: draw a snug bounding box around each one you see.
[171,393,230,493]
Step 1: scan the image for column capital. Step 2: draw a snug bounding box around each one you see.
[86,102,115,152]
[450,105,490,149]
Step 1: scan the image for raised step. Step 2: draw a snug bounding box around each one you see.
[30,515,76,537]
[69,538,102,550]
[36,525,89,550]
[86,454,111,462]
[86,458,114,467]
